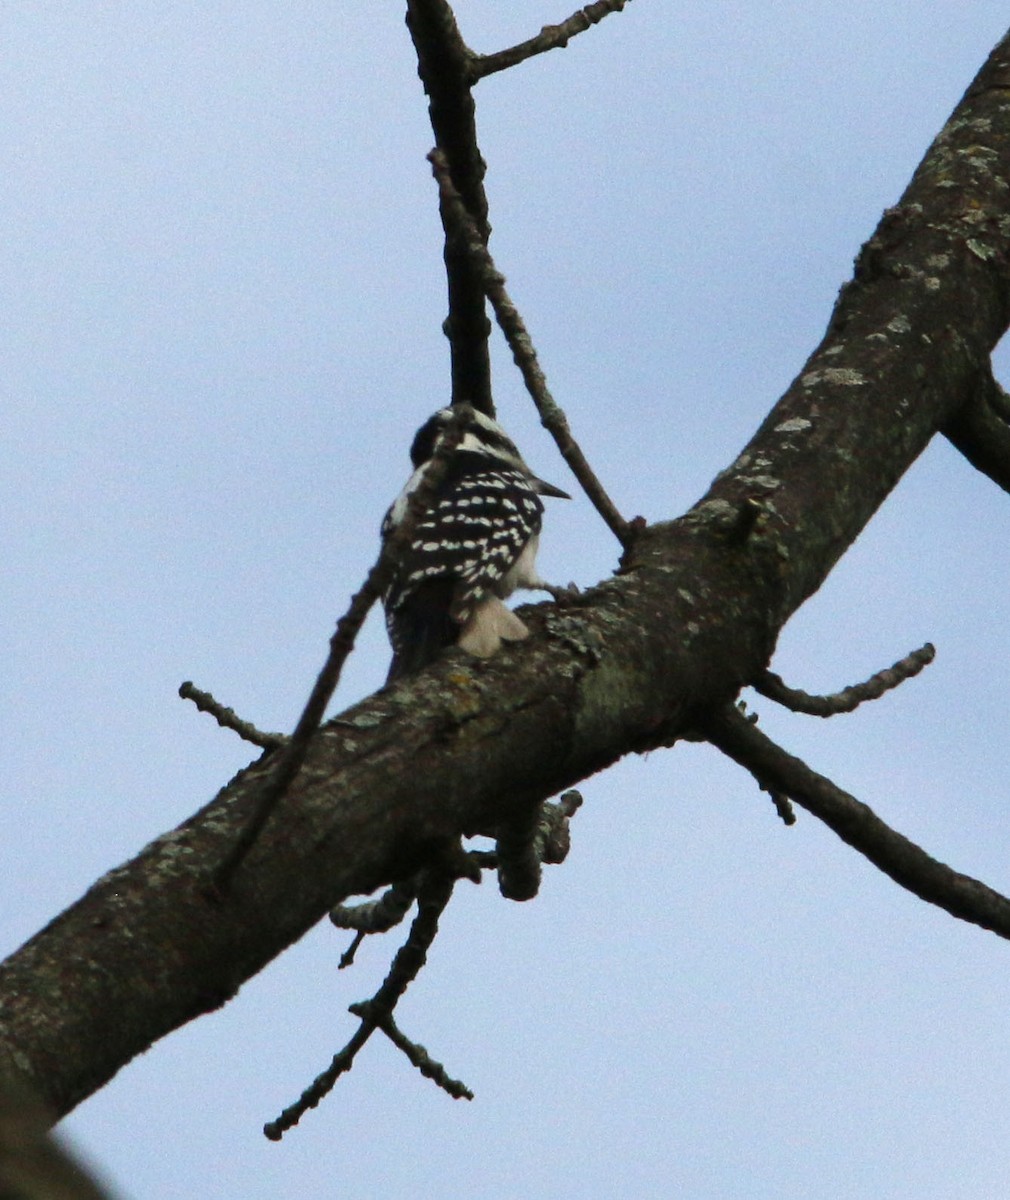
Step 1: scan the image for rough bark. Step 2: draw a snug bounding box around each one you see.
[3,26,1010,1125]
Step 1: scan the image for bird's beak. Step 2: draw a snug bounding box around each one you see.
[531,475,571,500]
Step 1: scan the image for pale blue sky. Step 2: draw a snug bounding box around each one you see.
[5,4,1010,1197]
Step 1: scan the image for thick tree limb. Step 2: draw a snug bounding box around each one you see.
[703,706,1010,937]
[5,25,1010,1128]
[406,0,494,412]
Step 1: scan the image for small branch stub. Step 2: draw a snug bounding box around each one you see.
[265,871,458,1139]
[944,367,1010,496]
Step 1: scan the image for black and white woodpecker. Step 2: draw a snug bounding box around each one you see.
[381,405,570,681]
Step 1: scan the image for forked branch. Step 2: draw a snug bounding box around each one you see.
[265,870,465,1139]
[271,793,583,1133]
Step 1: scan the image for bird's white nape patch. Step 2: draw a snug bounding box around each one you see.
[453,429,523,472]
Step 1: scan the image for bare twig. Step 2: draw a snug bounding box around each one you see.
[428,147,632,546]
[215,411,472,889]
[363,1008,473,1101]
[263,1021,371,1142]
[336,931,365,970]
[472,0,630,80]
[753,643,935,716]
[178,681,286,750]
[703,705,1010,938]
[272,793,582,1127]
[264,871,457,1139]
[944,367,1010,495]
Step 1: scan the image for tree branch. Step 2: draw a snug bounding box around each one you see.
[429,147,632,545]
[703,705,1010,938]
[5,24,1010,1127]
[753,642,935,716]
[944,365,1010,495]
[179,681,286,749]
[265,870,460,1138]
[472,1,631,80]
[406,0,494,411]
[331,879,418,935]
[0,1076,110,1200]
[369,1010,473,1101]
[214,407,472,886]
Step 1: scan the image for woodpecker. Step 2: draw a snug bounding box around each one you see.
[381,405,569,681]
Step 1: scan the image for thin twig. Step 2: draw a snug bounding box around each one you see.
[178,681,286,750]
[264,871,456,1139]
[215,411,472,889]
[263,1022,372,1141]
[337,931,366,970]
[428,147,632,546]
[472,0,630,80]
[702,705,1010,938]
[753,643,935,716]
[364,1008,473,1100]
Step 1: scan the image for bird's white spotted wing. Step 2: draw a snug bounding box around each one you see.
[384,468,544,625]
